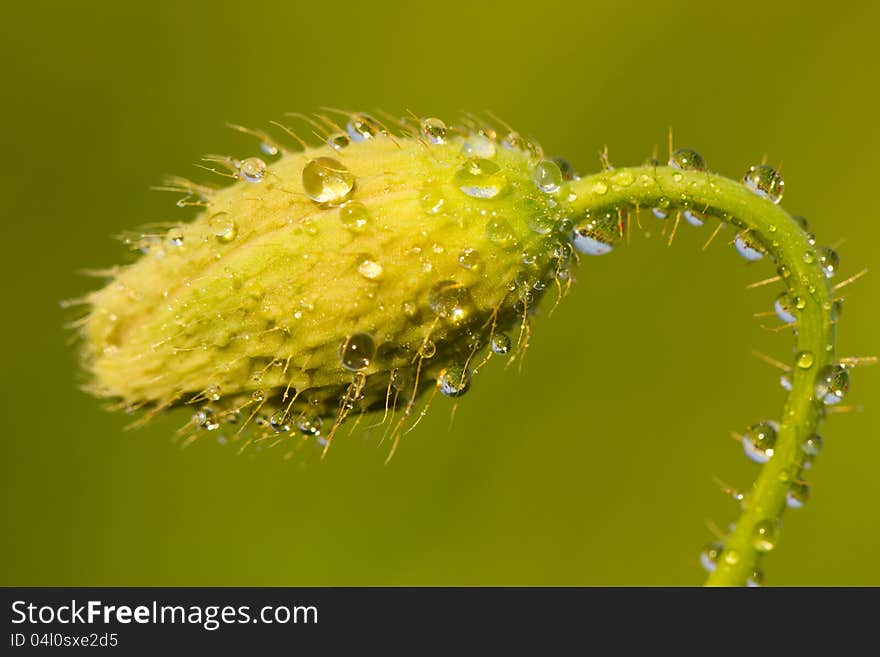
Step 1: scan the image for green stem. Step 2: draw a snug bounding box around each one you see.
[565,166,835,586]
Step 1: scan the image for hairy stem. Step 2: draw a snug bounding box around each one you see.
[566,166,835,586]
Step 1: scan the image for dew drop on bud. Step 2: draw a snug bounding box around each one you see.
[699,542,724,573]
[429,281,475,324]
[742,421,778,464]
[420,117,447,144]
[532,159,563,193]
[817,246,840,278]
[437,364,471,397]
[801,433,823,457]
[746,569,765,587]
[460,135,496,158]
[302,157,355,205]
[328,132,350,151]
[786,481,811,509]
[455,157,507,199]
[491,333,512,355]
[346,114,378,142]
[551,156,578,181]
[208,213,238,243]
[743,164,784,204]
[269,410,291,433]
[774,291,798,324]
[339,333,375,371]
[751,519,780,552]
[239,157,267,183]
[570,211,619,256]
[734,233,765,261]
[194,406,219,430]
[814,364,850,405]
[339,201,370,232]
[684,210,705,226]
[796,351,815,369]
[669,148,706,171]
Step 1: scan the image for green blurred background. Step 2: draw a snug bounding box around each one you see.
[2,1,877,586]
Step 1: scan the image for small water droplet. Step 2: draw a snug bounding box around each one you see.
[746,569,765,587]
[814,363,850,405]
[533,159,563,193]
[803,250,816,264]
[302,157,354,205]
[780,372,792,391]
[429,281,475,324]
[458,247,482,271]
[684,210,705,226]
[455,157,507,199]
[777,264,791,279]
[328,132,350,151]
[699,542,724,573]
[346,114,379,142]
[734,233,765,261]
[206,385,222,401]
[297,413,323,437]
[437,364,471,397]
[801,434,823,456]
[419,339,436,358]
[208,213,238,243]
[420,117,447,144]
[571,211,619,256]
[669,148,706,171]
[774,292,797,324]
[357,257,383,280]
[486,218,517,248]
[786,481,811,509]
[339,333,375,371]
[491,333,512,355]
[461,135,496,158]
[251,389,265,403]
[796,351,815,369]
[339,201,371,232]
[751,519,780,552]
[742,421,778,464]
[269,410,291,433]
[193,406,219,430]
[743,164,784,203]
[817,246,840,278]
[168,231,184,247]
[239,157,267,183]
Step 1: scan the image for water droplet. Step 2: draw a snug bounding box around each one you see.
[402,301,418,318]
[699,542,724,573]
[722,549,741,565]
[455,157,507,199]
[328,132,350,151]
[239,157,267,183]
[429,281,475,324]
[419,340,436,358]
[251,389,265,403]
[551,157,578,181]
[533,159,563,193]
[356,257,383,280]
[751,519,780,552]
[437,364,471,397]
[297,413,323,437]
[803,250,816,264]
[461,135,496,158]
[338,201,371,232]
[792,215,809,230]
[168,231,184,247]
[669,148,706,171]
[780,372,792,391]
[302,157,354,205]
[209,213,238,243]
[774,292,797,324]
[684,210,705,226]
[801,434,823,456]
[420,117,447,144]
[742,421,778,464]
[486,218,517,248]
[346,114,379,142]
[777,264,791,279]
[817,246,840,278]
[786,481,811,509]
[743,164,784,203]
[796,351,815,369]
[491,333,512,355]
[652,208,668,220]
[458,247,482,271]
[734,233,765,261]
[814,364,850,405]
[206,385,222,401]
[193,406,219,430]
[339,333,375,371]
[746,569,765,587]
[269,411,291,433]
[571,211,619,256]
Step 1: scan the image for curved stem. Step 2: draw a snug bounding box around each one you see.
[565,166,835,586]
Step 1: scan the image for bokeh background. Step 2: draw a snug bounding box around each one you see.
[2,1,877,586]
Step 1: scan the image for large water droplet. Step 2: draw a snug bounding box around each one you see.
[751,519,780,552]
[438,364,471,397]
[429,281,475,324]
[269,410,291,433]
[796,351,815,369]
[491,333,511,355]
[302,157,354,204]
[743,164,784,203]
[339,333,375,371]
[814,364,850,405]
[570,211,619,256]
[532,159,563,193]
[817,246,840,278]
[734,233,765,261]
[669,148,706,171]
[786,481,811,509]
[239,157,267,183]
[455,157,507,199]
[742,421,778,464]
[420,117,447,144]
